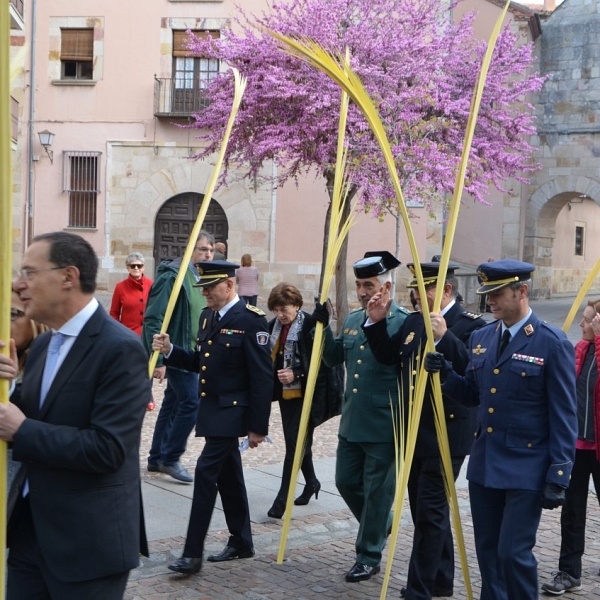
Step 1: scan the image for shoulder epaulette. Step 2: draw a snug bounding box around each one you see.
[350,307,363,314]
[398,306,410,315]
[462,311,483,320]
[246,304,265,316]
[540,320,566,339]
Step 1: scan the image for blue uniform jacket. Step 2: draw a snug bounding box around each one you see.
[442,312,577,491]
[165,300,273,438]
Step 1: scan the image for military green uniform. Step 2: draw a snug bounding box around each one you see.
[322,302,408,567]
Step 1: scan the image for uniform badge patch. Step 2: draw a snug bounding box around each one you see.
[524,324,534,336]
[473,345,487,355]
[404,332,415,345]
[256,331,269,345]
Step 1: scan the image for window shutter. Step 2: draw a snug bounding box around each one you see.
[61,29,94,61]
[172,30,219,58]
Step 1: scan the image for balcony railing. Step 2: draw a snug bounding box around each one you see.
[154,77,211,118]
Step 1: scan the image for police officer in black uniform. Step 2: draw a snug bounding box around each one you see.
[363,261,486,600]
[152,260,273,575]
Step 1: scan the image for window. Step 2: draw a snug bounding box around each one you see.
[61,29,93,80]
[63,151,101,228]
[575,225,585,257]
[172,30,219,112]
[10,96,18,142]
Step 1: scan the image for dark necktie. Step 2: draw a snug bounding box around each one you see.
[497,329,511,360]
[212,310,221,332]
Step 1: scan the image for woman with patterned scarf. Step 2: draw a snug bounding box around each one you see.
[266,283,343,519]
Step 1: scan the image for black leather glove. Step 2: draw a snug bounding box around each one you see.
[313,302,330,326]
[542,483,566,510]
[424,352,453,382]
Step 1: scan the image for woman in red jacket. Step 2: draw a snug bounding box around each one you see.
[110,253,154,409]
[543,299,600,596]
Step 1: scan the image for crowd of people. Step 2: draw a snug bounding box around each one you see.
[0,230,595,600]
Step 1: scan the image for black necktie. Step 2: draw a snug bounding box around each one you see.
[498,330,511,360]
[212,311,220,332]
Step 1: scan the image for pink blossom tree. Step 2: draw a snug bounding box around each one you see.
[187,0,545,322]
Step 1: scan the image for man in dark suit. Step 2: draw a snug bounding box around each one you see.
[151,260,273,575]
[0,231,149,600]
[363,261,486,600]
[425,259,577,600]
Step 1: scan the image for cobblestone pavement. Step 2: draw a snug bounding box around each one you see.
[123,296,600,599]
[129,391,600,599]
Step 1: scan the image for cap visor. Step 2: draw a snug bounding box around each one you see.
[477,282,511,294]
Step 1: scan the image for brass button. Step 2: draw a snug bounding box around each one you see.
[201,379,206,384]
[359,345,365,350]
[352,388,358,393]
[521,372,526,377]
[474,432,477,437]
[354,374,359,379]
[493,368,500,375]
[487,427,493,433]
[558,470,564,476]
[412,370,417,376]
[201,392,206,397]
[208,340,213,345]
[449,414,454,419]
[202,366,207,371]
[490,388,496,394]
[488,407,494,413]
[527,443,532,448]
[226,343,230,348]
[415,354,420,361]
[204,352,210,357]
[357,359,362,364]
[233,401,237,406]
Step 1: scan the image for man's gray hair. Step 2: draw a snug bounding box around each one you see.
[198,230,215,245]
[508,279,532,296]
[376,272,392,286]
[126,252,144,266]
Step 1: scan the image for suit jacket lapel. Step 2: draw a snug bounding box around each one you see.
[37,307,103,420]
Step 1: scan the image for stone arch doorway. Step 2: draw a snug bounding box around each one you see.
[153,192,228,266]
[525,176,600,298]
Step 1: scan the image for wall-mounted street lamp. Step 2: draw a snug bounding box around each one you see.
[38,129,55,163]
[568,194,587,211]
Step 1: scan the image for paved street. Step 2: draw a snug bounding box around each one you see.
[115,295,600,599]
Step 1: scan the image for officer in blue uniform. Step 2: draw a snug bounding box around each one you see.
[425,259,577,600]
[364,261,486,600]
[315,251,409,583]
[151,260,273,576]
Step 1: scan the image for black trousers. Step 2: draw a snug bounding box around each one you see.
[558,448,600,578]
[275,398,317,501]
[404,455,464,600]
[7,498,129,600]
[183,436,253,558]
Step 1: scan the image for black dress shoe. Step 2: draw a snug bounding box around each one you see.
[400,586,453,597]
[294,481,321,505]
[207,546,255,562]
[267,497,286,519]
[147,462,160,472]
[345,562,381,583]
[168,557,202,574]
[159,462,193,483]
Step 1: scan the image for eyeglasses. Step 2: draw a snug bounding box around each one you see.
[195,246,215,253]
[128,264,144,269]
[10,308,25,321]
[18,266,66,280]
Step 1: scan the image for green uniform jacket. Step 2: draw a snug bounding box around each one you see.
[321,302,409,443]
